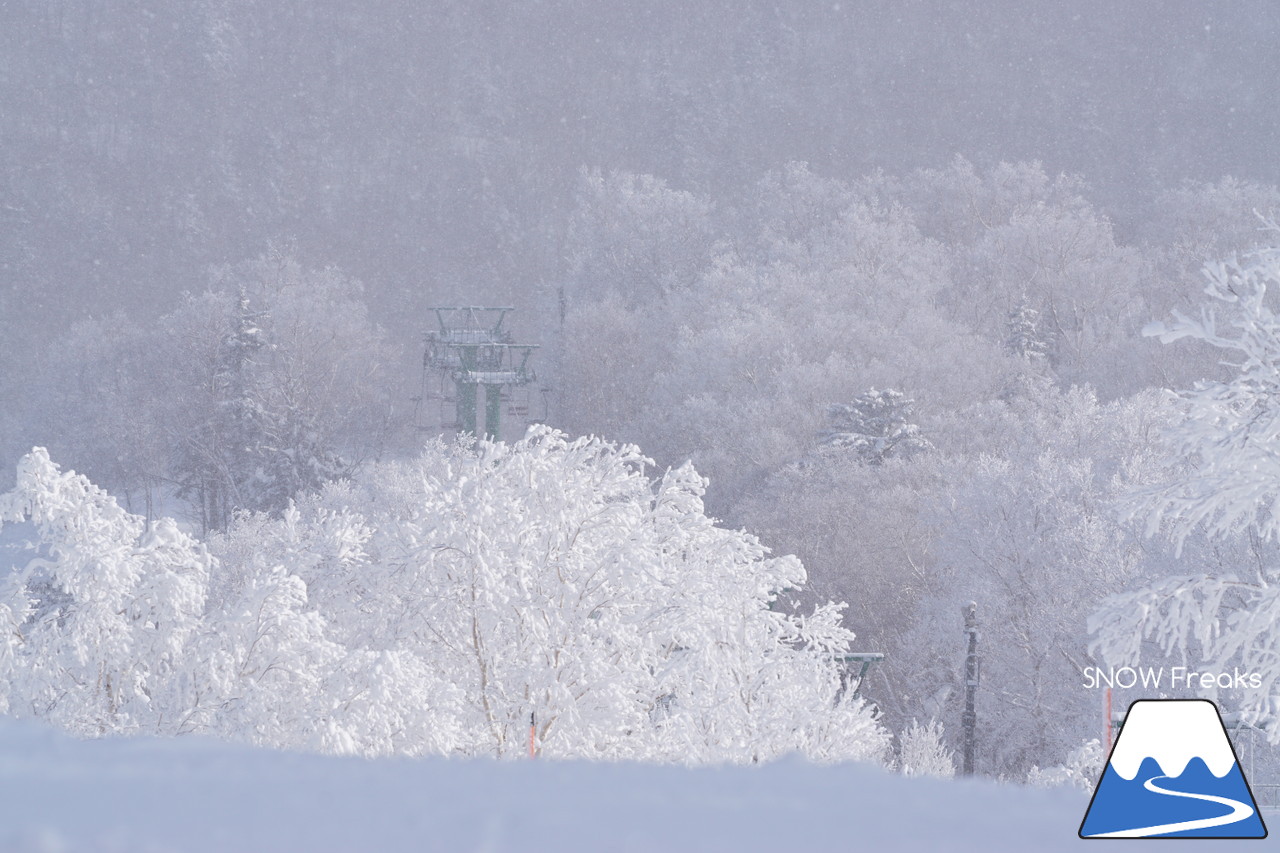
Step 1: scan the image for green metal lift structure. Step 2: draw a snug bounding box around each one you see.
[836,652,884,698]
[420,307,538,439]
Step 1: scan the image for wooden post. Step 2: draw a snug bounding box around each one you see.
[962,601,979,776]
[528,711,536,759]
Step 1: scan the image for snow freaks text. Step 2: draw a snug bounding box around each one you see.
[1083,667,1262,691]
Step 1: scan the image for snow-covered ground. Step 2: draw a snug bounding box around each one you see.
[0,718,1256,852]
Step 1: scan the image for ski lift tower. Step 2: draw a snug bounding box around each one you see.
[422,307,538,439]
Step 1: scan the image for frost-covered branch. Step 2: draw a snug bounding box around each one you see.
[1095,233,1280,737]
[0,432,890,764]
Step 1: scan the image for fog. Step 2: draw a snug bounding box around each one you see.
[3,1,1278,351]
[4,1,1280,789]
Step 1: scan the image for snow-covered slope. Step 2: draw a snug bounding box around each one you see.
[0,718,1253,852]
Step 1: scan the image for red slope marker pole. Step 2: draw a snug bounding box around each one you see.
[1105,687,1112,755]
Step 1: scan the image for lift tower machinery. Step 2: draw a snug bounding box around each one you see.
[420,307,538,439]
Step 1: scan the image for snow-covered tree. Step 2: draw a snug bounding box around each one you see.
[0,448,209,735]
[237,426,887,763]
[30,254,400,532]
[732,451,938,678]
[564,167,717,306]
[897,719,956,779]
[1144,178,1280,285]
[0,433,890,765]
[871,157,1160,396]
[742,161,858,257]
[1093,239,1280,734]
[819,388,932,465]
[172,287,271,531]
[1129,242,1280,546]
[1027,738,1103,792]
[1005,301,1049,362]
[170,256,397,530]
[555,162,1028,507]
[891,386,1164,776]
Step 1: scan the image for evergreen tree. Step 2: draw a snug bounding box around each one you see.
[155,259,392,532]
[819,388,932,465]
[1005,300,1049,362]
[171,289,272,531]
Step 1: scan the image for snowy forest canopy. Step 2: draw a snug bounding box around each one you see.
[5,2,1280,781]
[3,2,1280,358]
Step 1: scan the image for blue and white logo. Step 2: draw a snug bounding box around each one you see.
[1080,699,1267,838]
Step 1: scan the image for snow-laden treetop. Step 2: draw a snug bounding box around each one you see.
[0,428,890,764]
